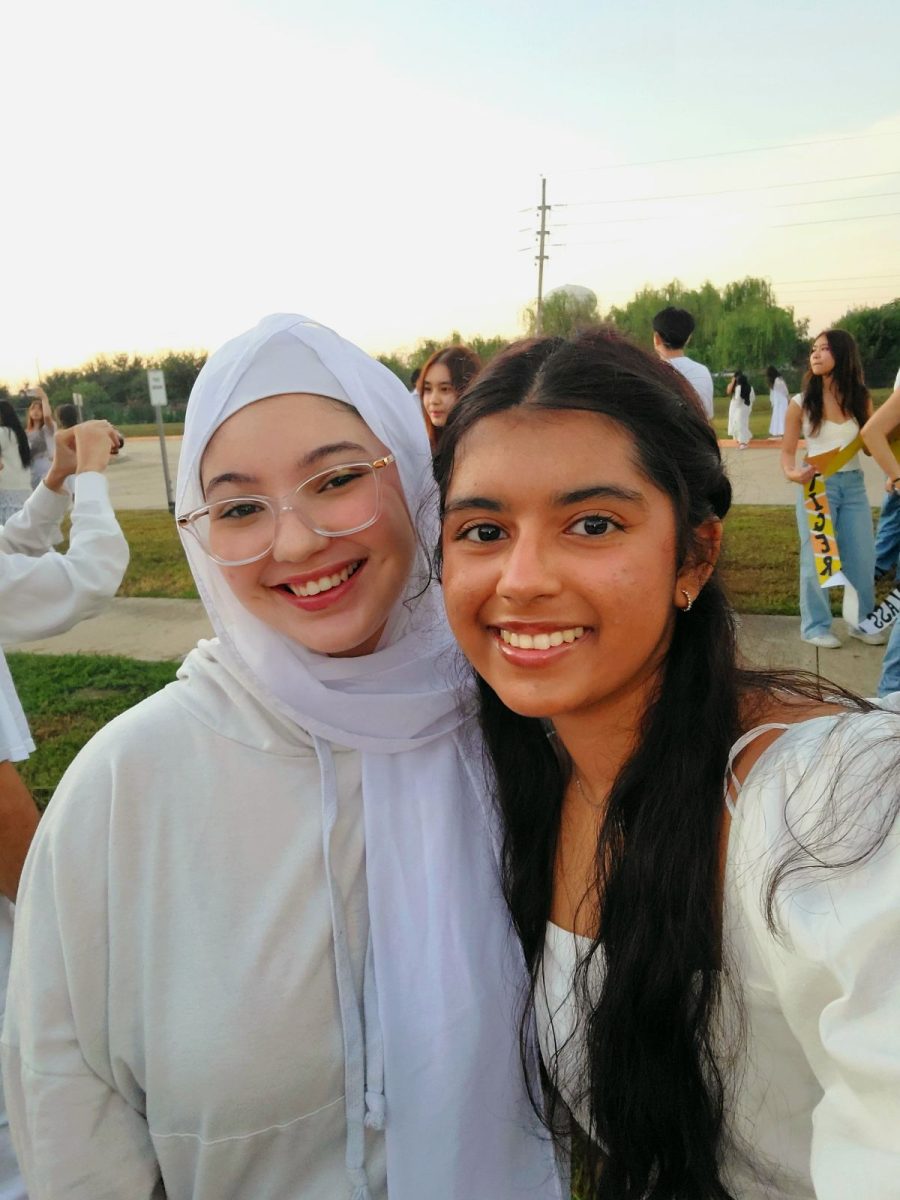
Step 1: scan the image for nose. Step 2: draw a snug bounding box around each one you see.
[270,505,332,563]
[496,530,561,604]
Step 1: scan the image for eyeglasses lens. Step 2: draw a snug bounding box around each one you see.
[194,463,380,564]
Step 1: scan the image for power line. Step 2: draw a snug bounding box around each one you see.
[775,191,900,208]
[556,171,900,209]
[772,273,900,283]
[552,129,900,173]
[773,211,900,228]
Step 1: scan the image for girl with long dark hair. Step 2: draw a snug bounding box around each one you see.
[417,344,482,451]
[434,329,900,1200]
[725,369,754,448]
[0,402,32,522]
[781,329,881,650]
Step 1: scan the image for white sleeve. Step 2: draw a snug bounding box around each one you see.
[0,473,129,644]
[747,716,900,1197]
[0,482,69,557]
[0,747,163,1198]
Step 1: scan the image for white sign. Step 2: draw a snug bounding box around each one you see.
[72,392,83,408]
[147,369,168,408]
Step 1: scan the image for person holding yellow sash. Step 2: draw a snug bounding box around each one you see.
[781,330,882,649]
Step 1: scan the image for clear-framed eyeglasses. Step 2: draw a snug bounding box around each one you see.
[177,454,396,566]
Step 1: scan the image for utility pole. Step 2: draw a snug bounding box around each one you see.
[535,176,550,334]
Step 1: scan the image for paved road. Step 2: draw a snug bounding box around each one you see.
[110,437,893,512]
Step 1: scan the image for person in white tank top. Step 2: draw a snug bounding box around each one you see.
[781,330,881,651]
[435,329,900,1200]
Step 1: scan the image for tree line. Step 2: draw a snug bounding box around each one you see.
[2,283,898,419]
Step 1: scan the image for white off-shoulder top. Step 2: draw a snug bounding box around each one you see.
[537,710,900,1199]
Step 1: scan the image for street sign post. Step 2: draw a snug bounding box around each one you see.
[146,370,175,513]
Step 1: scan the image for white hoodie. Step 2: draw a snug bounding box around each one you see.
[3,639,390,1198]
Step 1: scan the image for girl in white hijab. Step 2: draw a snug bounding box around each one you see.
[1,315,561,1199]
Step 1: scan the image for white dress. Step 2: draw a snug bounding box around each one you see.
[0,431,31,524]
[537,711,900,1199]
[727,386,754,445]
[768,377,790,437]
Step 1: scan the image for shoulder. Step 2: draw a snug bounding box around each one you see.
[731,706,900,882]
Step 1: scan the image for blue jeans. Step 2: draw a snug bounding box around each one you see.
[874,488,900,578]
[878,618,900,695]
[795,469,876,639]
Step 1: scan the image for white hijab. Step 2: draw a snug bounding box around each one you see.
[177,315,560,1200]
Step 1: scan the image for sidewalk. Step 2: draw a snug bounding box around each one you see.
[9,598,888,696]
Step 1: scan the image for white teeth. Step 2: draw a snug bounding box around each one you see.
[287,561,360,597]
[499,625,586,650]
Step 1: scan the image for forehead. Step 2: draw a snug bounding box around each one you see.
[201,393,380,477]
[448,408,646,493]
[425,363,453,385]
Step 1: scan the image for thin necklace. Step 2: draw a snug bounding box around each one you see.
[573,771,604,809]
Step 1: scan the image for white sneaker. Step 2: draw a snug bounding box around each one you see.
[802,633,842,649]
[848,627,888,646]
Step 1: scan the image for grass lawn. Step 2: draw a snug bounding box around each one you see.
[118,422,185,438]
[7,652,180,807]
[115,510,198,598]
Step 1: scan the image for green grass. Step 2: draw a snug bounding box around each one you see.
[118,422,185,438]
[115,510,198,598]
[7,653,180,807]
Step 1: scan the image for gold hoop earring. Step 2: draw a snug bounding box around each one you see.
[680,588,693,613]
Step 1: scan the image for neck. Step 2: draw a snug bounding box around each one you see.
[552,660,665,807]
[658,345,684,361]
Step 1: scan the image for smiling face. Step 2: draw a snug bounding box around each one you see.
[809,334,835,377]
[441,408,703,725]
[422,363,458,428]
[200,393,416,657]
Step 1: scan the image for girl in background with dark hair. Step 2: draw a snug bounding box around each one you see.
[725,369,754,448]
[781,329,881,650]
[0,403,32,522]
[766,365,789,438]
[435,329,900,1200]
[417,344,482,450]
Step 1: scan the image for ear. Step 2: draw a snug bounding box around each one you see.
[674,517,723,607]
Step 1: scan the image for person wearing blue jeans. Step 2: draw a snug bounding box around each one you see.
[874,488,900,580]
[794,467,877,642]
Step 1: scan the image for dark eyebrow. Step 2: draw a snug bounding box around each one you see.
[443,484,644,516]
[204,441,370,497]
[553,484,645,506]
[443,496,504,516]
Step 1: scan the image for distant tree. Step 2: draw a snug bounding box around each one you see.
[606,276,807,378]
[468,334,509,364]
[376,354,410,385]
[522,287,599,337]
[834,299,900,388]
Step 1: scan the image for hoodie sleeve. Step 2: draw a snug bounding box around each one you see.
[0,474,129,644]
[0,743,163,1198]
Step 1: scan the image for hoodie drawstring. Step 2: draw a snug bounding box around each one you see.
[314,735,377,1199]
[363,932,385,1130]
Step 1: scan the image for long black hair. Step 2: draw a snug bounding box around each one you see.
[432,329,881,1199]
[0,401,32,469]
[732,370,752,403]
[802,328,869,435]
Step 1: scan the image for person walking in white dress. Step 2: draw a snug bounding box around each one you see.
[767,365,790,438]
[726,369,754,447]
